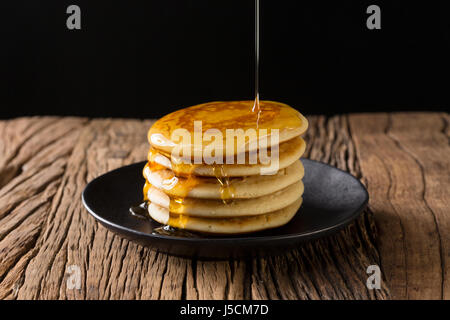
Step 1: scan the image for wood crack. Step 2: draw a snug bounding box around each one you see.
[385,114,444,299]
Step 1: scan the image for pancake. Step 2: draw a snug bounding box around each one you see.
[146,136,306,177]
[148,100,308,157]
[144,160,304,200]
[142,100,308,235]
[147,180,303,217]
[148,197,302,234]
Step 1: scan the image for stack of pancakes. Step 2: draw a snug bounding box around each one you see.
[143,101,308,234]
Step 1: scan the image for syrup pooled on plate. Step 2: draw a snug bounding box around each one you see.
[129,202,148,220]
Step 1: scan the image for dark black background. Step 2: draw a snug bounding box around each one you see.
[1,0,449,119]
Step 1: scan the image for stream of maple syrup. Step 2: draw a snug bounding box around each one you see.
[131,0,282,235]
[252,0,261,129]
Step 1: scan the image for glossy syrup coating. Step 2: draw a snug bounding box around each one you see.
[147,100,308,157]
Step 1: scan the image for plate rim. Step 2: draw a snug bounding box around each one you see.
[81,159,369,244]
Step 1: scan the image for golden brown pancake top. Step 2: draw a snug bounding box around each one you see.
[147,100,308,155]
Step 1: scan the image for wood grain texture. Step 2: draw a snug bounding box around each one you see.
[0,113,447,300]
[348,112,450,300]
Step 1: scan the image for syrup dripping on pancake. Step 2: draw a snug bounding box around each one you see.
[131,0,300,235]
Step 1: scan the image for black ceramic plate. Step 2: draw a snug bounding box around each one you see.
[82,159,368,259]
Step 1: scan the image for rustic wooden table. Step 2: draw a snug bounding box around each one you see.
[0,112,448,300]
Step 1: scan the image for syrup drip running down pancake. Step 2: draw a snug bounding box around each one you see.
[141,100,308,234]
[143,160,305,200]
[146,180,304,218]
[146,136,306,177]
